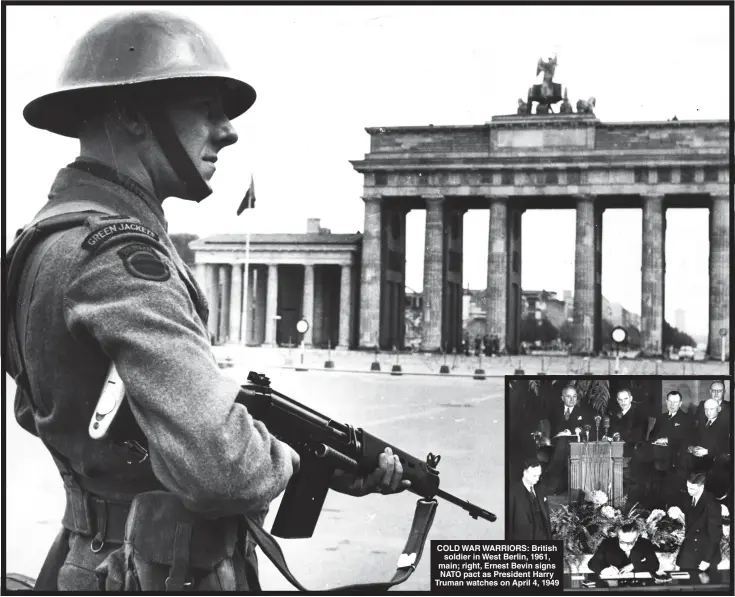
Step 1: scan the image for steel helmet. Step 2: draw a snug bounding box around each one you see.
[23,10,256,137]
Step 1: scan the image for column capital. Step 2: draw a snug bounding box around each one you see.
[421,193,444,204]
[573,193,595,203]
[361,194,383,204]
[487,195,509,205]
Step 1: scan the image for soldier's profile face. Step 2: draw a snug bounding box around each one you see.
[164,84,239,183]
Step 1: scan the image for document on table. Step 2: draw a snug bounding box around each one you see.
[603,572,652,580]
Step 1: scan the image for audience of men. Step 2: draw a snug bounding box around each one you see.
[588,521,660,578]
[508,458,551,540]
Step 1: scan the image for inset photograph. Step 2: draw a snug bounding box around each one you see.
[506,377,732,589]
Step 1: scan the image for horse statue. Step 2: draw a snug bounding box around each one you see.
[517,98,531,115]
[576,97,596,115]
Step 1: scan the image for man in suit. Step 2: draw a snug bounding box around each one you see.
[588,522,660,577]
[686,398,731,503]
[542,385,592,494]
[508,458,551,540]
[637,391,694,507]
[609,389,648,457]
[686,399,731,473]
[694,381,730,429]
[672,472,722,571]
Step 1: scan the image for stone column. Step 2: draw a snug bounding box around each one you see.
[194,263,207,293]
[572,195,596,353]
[359,197,382,348]
[302,264,315,346]
[641,194,665,355]
[709,195,729,359]
[339,265,352,349]
[205,264,219,343]
[218,266,230,343]
[486,196,508,351]
[229,264,243,344]
[422,196,444,351]
[265,264,279,346]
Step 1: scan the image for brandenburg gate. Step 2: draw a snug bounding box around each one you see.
[350,114,729,356]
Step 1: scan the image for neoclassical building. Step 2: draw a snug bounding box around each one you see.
[191,113,729,357]
[190,219,360,348]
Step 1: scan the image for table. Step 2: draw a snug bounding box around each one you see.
[564,570,731,592]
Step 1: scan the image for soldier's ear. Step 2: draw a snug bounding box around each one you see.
[113,100,148,139]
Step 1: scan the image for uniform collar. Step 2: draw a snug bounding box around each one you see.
[47,158,169,235]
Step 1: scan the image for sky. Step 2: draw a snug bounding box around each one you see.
[4,4,730,339]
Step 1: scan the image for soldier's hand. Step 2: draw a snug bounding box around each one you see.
[330,447,411,497]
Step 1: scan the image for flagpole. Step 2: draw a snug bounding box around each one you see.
[242,179,253,346]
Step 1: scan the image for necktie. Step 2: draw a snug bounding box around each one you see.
[692,497,696,507]
[564,408,570,420]
[530,486,536,499]
[706,420,712,428]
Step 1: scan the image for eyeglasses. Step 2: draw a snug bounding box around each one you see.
[618,539,636,547]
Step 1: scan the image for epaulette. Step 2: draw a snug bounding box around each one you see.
[81,214,165,255]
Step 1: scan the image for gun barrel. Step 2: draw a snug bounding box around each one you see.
[436,489,497,523]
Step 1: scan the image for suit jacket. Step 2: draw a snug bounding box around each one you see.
[548,403,592,437]
[507,481,551,540]
[695,400,731,429]
[588,537,660,575]
[676,490,722,569]
[690,415,731,461]
[650,409,694,460]
[609,405,647,454]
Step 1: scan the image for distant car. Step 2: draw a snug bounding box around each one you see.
[678,346,695,361]
[693,349,706,361]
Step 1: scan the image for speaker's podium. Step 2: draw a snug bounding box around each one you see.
[569,441,625,506]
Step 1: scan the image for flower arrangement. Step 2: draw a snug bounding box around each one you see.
[550,491,685,570]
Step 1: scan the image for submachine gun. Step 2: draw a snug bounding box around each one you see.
[238,371,496,540]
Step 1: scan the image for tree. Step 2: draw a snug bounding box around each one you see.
[169,233,199,267]
[663,320,696,349]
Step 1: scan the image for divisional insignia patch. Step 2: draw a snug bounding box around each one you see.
[82,219,160,252]
[118,244,170,282]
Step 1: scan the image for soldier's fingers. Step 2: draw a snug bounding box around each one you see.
[389,454,403,491]
[380,450,395,487]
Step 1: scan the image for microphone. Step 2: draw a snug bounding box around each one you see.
[584,424,591,443]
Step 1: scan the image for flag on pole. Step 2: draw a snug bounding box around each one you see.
[237,175,256,215]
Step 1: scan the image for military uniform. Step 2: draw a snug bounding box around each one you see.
[12,159,293,589]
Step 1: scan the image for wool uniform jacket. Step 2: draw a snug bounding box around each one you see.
[507,481,551,540]
[11,160,293,515]
[676,490,722,569]
[588,537,660,575]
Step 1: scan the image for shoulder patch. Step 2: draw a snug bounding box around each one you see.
[118,244,170,282]
[82,218,160,253]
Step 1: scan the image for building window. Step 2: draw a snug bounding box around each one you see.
[501,170,514,185]
[634,167,647,183]
[704,166,719,182]
[545,171,558,185]
[567,169,581,185]
[680,166,695,183]
[480,172,493,185]
[658,167,671,183]
[374,172,387,186]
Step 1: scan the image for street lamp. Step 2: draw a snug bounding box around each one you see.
[296,318,309,366]
[611,326,627,374]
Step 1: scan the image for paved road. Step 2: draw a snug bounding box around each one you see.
[4,369,505,591]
